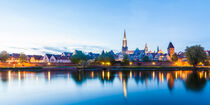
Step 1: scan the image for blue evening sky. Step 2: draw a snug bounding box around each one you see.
[0,0,209,54]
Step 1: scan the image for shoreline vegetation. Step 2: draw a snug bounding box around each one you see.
[0,66,209,71]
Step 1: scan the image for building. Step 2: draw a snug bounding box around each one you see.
[168,42,175,58]
[28,55,43,63]
[7,53,21,63]
[43,54,53,63]
[61,52,73,58]
[43,54,71,63]
[122,30,128,54]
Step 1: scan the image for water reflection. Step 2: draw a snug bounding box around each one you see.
[0,70,209,97]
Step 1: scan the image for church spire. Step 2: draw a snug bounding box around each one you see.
[122,29,128,54]
[123,29,127,47]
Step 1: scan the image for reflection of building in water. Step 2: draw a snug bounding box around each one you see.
[48,71,51,81]
[119,72,122,81]
[102,71,105,79]
[123,80,127,98]
[167,73,175,91]
[91,71,94,78]
[107,71,110,80]
[0,70,209,93]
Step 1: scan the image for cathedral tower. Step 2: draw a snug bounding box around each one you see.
[122,30,128,54]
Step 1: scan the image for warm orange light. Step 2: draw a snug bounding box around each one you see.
[152,72,155,79]
[102,71,105,79]
[205,72,207,79]
[130,71,132,78]
[8,71,11,80]
[123,80,127,98]
[101,62,105,65]
[48,62,51,65]
[161,73,164,82]
[152,62,156,65]
[91,71,94,78]
[129,62,132,66]
[199,72,203,79]
[106,62,111,66]
[107,71,110,80]
[48,71,51,81]
[119,72,122,81]
[18,71,21,81]
[198,62,203,66]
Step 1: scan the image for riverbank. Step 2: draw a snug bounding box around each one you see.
[0,66,209,71]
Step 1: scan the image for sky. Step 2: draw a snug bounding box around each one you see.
[0,0,209,55]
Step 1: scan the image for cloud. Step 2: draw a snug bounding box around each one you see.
[5,44,118,55]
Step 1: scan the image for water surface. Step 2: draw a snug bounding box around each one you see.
[0,70,209,105]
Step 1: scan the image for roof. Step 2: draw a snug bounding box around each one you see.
[168,42,174,49]
[55,55,70,60]
[45,54,53,59]
[53,55,61,60]
[62,52,73,57]
[33,55,43,60]
[178,52,185,58]
[10,53,20,58]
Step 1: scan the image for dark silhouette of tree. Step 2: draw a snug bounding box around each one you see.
[19,53,27,63]
[97,51,115,65]
[0,51,10,62]
[122,54,129,66]
[167,76,175,91]
[185,45,207,67]
[142,56,149,62]
[71,51,88,64]
[171,53,178,62]
[185,72,207,91]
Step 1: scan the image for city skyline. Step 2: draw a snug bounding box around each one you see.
[0,0,210,54]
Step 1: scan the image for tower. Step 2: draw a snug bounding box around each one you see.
[145,43,148,54]
[168,42,175,58]
[122,30,128,54]
[157,46,159,53]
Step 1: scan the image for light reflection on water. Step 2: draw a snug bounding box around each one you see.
[0,70,210,105]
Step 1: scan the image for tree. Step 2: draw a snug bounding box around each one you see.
[171,53,178,62]
[185,72,206,91]
[122,54,129,66]
[71,51,88,64]
[19,53,27,63]
[97,51,115,65]
[142,56,149,62]
[0,51,10,62]
[185,45,207,67]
